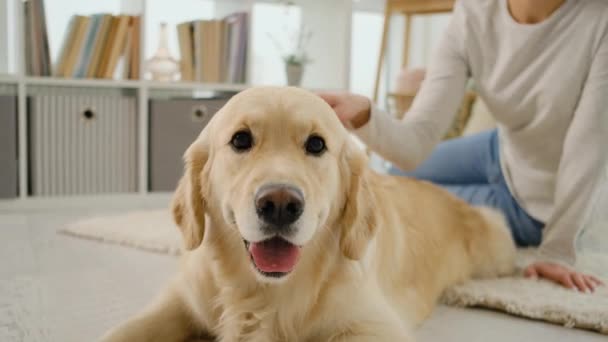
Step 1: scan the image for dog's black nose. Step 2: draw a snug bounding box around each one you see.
[255,184,304,227]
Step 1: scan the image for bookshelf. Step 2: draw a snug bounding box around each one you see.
[0,0,357,200]
[0,75,19,84]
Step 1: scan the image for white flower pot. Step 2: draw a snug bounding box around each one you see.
[285,63,304,86]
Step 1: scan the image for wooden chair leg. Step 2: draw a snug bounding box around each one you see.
[373,5,392,102]
[402,13,412,68]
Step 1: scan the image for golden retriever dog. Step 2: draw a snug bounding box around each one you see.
[101,86,516,342]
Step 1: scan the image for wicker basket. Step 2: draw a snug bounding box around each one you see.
[388,91,477,140]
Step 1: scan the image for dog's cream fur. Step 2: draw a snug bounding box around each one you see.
[101,87,516,342]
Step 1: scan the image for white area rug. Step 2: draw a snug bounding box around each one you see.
[61,210,608,334]
[61,210,182,256]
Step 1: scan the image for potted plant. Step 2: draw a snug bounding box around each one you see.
[269,27,313,86]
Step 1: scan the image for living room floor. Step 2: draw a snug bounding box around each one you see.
[0,195,604,342]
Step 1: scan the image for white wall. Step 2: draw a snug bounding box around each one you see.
[250,2,302,86]
[251,0,352,90]
[348,6,452,172]
[0,0,17,74]
[348,9,452,107]
[213,0,248,19]
[385,14,451,97]
[0,1,8,74]
[299,0,351,90]
[349,11,383,97]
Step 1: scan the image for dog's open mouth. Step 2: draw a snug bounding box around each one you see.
[244,237,301,277]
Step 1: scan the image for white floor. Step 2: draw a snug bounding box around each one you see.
[0,195,605,342]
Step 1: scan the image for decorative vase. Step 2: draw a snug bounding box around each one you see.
[285,63,304,86]
[146,22,179,82]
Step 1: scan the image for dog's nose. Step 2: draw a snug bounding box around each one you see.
[255,184,304,227]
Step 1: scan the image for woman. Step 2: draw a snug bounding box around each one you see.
[320,0,607,292]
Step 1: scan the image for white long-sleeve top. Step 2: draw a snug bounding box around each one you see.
[354,0,608,266]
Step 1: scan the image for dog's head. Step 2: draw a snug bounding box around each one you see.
[172,87,376,282]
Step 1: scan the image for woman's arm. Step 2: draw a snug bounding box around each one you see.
[525,27,608,291]
[340,2,470,171]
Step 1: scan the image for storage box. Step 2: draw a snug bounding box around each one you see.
[149,96,231,192]
[28,89,137,196]
[0,95,18,198]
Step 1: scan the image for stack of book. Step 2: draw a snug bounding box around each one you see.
[177,12,248,84]
[24,0,51,76]
[54,14,141,80]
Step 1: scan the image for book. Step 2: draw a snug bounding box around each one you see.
[61,15,90,77]
[223,15,239,83]
[121,17,133,80]
[101,15,131,79]
[23,1,37,76]
[177,22,194,81]
[23,0,51,76]
[202,20,223,83]
[194,20,205,82]
[95,16,119,78]
[31,0,51,75]
[73,14,104,78]
[122,16,142,80]
[179,11,248,84]
[25,10,140,80]
[128,16,141,80]
[237,12,249,83]
[85,14,113,78]
[201,20,213,82]
[218,20,228,83]
[224,12,248,83]
[54,16,78,77]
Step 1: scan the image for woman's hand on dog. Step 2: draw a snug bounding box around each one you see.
[317,92,372,129]
[524,261,604,293]
[318,91,608,296]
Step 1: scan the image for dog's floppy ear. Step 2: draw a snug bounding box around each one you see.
[172,138,209,250]
[339,143,377,260]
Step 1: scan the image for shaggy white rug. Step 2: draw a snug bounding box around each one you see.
[60,210,608,334]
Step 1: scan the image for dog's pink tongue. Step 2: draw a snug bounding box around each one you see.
[249,237,300,273]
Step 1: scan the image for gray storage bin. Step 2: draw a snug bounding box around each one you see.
[149,97,230,192]
[28,88,137,196]
[0,95,18,198]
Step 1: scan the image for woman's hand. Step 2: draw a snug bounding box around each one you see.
[317,92,372,129]
[524,261,604,293]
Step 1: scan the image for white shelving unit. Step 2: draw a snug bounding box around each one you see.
[0,0,359,200]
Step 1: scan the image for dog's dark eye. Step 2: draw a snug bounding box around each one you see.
[230,130,253,152]
[305,135,326,156]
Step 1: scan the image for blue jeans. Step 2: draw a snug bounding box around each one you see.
[389,130,544,247]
